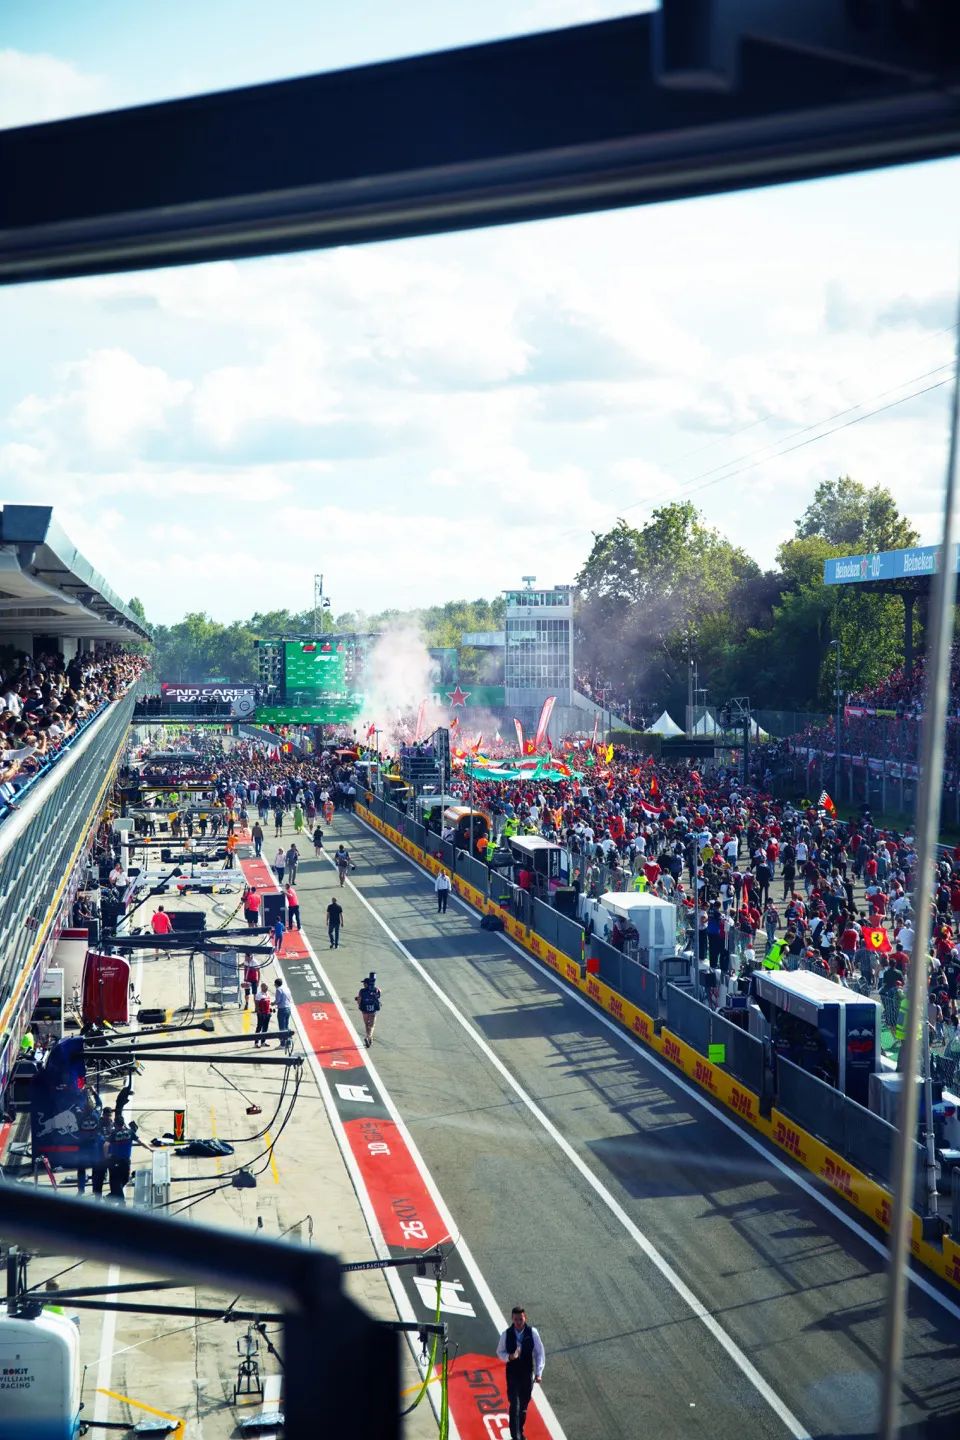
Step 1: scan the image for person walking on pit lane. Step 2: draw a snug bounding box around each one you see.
[274,847,285,885]
[356,972,380,1047]
[313,823,324,857]
[273,914,286,953]
[285,884,301,931]
[435,869,451,914]
[496,1306,544,1440]
[151,904,172,958]
[251,820,264,858]
[327,896,344,949]
[285,843,300,885]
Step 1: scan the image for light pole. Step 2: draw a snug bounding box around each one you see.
[373,728,382,798]
[829,638,842,805]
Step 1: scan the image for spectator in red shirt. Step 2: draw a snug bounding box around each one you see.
[643,858,661,889]
[840,921,860,954]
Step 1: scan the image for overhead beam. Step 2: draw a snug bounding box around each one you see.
[2,11,960,284]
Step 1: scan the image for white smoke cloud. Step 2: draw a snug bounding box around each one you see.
[361,624,435,750]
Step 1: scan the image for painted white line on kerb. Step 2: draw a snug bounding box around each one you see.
[91,1264,120,1429]
[373,817,960,1328]
[332,846,811,1440]
[315,851,570,1440]
[259,856,570,1437]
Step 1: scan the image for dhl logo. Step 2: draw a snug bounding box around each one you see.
[587,979,602,1001]
[774,1119,805,1160]
[944,1256,960,1287]
[546,948,558,968]
[663,1036,682,1066]
[632,1014,652,1042]
[530,936,542,955]
[875,1198,892,1230]
[565,962,579,981]
[608,996,624,1021]
[823,1156,856,1201]
[694,1059,719,1093]
[730,1087,756,1121]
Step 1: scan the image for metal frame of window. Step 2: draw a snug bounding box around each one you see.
[2,5,960,1434]
[1,7,960,284]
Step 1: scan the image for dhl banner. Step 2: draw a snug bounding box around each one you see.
[356,804,960,1294]
[659,1030,762,1128]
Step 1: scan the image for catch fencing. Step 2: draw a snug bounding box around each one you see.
[776,1057,923,1193]
[590,935,660,1018]
[665,985,765,1094]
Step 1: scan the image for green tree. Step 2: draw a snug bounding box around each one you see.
[795,475,919,551]
[576,504,761,716]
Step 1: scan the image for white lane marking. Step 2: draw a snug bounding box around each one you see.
[252,859,569,1440]
[313,852,571,1440]
[91,1263,120,1429]
[371,818,960,1326]
[332,844,810,1440]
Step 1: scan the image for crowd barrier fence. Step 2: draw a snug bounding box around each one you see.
[354,796,960,1293]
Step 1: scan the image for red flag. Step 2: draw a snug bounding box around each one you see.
[630,766,641,776]
[545,735,554,752]
[863,928,891,954]
[534,696,557,750]
[514,719,524,755]
[650,777,659,797]
[449,716,459,732]
[646,755,656,766]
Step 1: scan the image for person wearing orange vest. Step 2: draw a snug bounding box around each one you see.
[225,832,238,868]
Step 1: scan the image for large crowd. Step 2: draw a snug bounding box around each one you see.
[135,723,960,1063]
[0,647,147,810]
[442,746,960,1055]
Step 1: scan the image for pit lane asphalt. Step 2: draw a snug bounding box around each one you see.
[292,814,960,1440]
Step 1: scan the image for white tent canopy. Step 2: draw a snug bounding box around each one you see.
[692,710,719,735]
[646,710,684,736]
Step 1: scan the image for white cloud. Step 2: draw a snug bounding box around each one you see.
[11,349,191,457]
[0,50,104,129]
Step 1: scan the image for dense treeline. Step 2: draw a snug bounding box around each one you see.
[132,476,920,716]
[138,598,506,687]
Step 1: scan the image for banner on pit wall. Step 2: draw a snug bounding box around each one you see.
[658,1029,762,1127]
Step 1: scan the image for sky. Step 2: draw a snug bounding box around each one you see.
[1,1,958,627]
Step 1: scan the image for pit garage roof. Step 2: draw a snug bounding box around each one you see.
[0,505,151,643]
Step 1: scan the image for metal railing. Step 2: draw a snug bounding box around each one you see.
[0,694,135,1094]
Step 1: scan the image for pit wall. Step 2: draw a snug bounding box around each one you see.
[356,801,960,1294]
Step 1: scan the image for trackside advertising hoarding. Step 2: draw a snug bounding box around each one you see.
[823,544,959,586]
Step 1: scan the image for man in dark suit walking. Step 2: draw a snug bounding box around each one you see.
[496,1305,545,1440]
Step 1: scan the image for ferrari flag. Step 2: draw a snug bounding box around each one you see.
[863,927,891,954]
[818,790,837,815]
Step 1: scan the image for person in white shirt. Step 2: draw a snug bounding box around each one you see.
[435,869,451,914]
[496,1307,545,1440]
[898,922,915,955]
